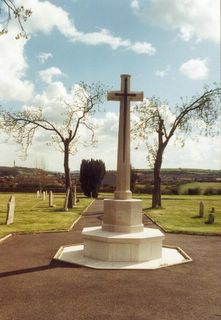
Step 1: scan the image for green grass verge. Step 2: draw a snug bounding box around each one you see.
[139,194,221,235]
[0,193,92,239]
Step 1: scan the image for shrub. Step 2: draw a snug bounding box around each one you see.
[204,188,221,195]
[187,187,201,195]
[80,159,106,198]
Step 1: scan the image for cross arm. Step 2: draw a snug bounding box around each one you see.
[107,91,122,101]
[129,92,143,102]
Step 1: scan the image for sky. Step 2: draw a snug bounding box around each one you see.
[0,0,220,172]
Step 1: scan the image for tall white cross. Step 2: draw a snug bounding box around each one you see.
[107,74,143,200]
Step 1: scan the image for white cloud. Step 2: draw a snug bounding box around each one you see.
[130,41,156,55]
[77,28,130,49]
[37,52,53,64]
[0,32,34,102]
[0,0,156,104]
[18,0,155,55]
[39,67,64,84]
[131,0,140,11]
[179,58,209,80]
[164,135,220,169]
[146,0,219,44]
[155,65,170,78]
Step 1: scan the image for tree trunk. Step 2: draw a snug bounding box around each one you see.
[64,141,73,208]
[152,147,163,208]
[152,120,165,209]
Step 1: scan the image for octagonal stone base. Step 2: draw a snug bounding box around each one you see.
[82,227,164,262]
[54,244,191,270]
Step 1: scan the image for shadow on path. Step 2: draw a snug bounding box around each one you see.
[0,260,79,278]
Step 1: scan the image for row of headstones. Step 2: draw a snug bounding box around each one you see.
[37,190,54,207]
[5,188,78,225]
[37,186,77,211]
[197,201,215,224]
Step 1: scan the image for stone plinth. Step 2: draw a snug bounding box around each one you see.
[82,226,164,262]
[102,199,144,233]
[54,245,192,270]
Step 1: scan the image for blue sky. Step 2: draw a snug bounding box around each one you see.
[0,0,220,171]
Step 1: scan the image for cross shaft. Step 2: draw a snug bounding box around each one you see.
[107,74,143,200]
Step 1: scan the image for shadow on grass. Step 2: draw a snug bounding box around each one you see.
[191,215,203,219]
[0,259,81,278]
[161,197,190,201]
[143,207,165,211]
[51,208,66,213]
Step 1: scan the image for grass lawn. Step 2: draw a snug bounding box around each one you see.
[0,193,92,239]
[139,194,221,235]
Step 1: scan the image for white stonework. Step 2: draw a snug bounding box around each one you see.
[102,199,144,233]
[83,227,164,262]
[54,244,191,270]
[107,74,143,201]
[54,74,191,270]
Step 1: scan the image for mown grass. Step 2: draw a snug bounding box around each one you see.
[0,193,92,239]
[139,194,221,235]
[100,193,221,235]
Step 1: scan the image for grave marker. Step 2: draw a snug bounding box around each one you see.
[199,201,204,218]
[5,195,15,225]
[73,184,77,206]
[49,191,53,207]
[64,188,70,212]
[205,208,215,224]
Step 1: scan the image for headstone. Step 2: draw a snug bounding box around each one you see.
[36,190,40,198]
[5,195,15,225]
[43,191,46,201]
[205,208,215,224]
[73,184,77,206]
[64,188,70,212]
[199,201,204,218]
[49,191,53,207]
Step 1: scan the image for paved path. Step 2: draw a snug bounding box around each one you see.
[0,199,221,320]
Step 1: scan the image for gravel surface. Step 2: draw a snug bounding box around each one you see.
[0,199,220,320]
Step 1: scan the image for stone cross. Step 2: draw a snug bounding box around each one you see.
[107,74,143,200]
[43,191,46,201]
[36,190,40,198]
[49,191,53,207]
[6,195,15,225]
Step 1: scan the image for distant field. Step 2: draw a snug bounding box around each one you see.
[178,182,221,194]
[134,181,221,195]
[139,195,221,235]
[0,193,92,239]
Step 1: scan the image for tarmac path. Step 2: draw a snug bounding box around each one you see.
[0,199,220,320]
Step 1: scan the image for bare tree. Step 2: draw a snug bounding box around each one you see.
[132,86,221,208]
[0,0,32,38]
[0,82,106,208]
